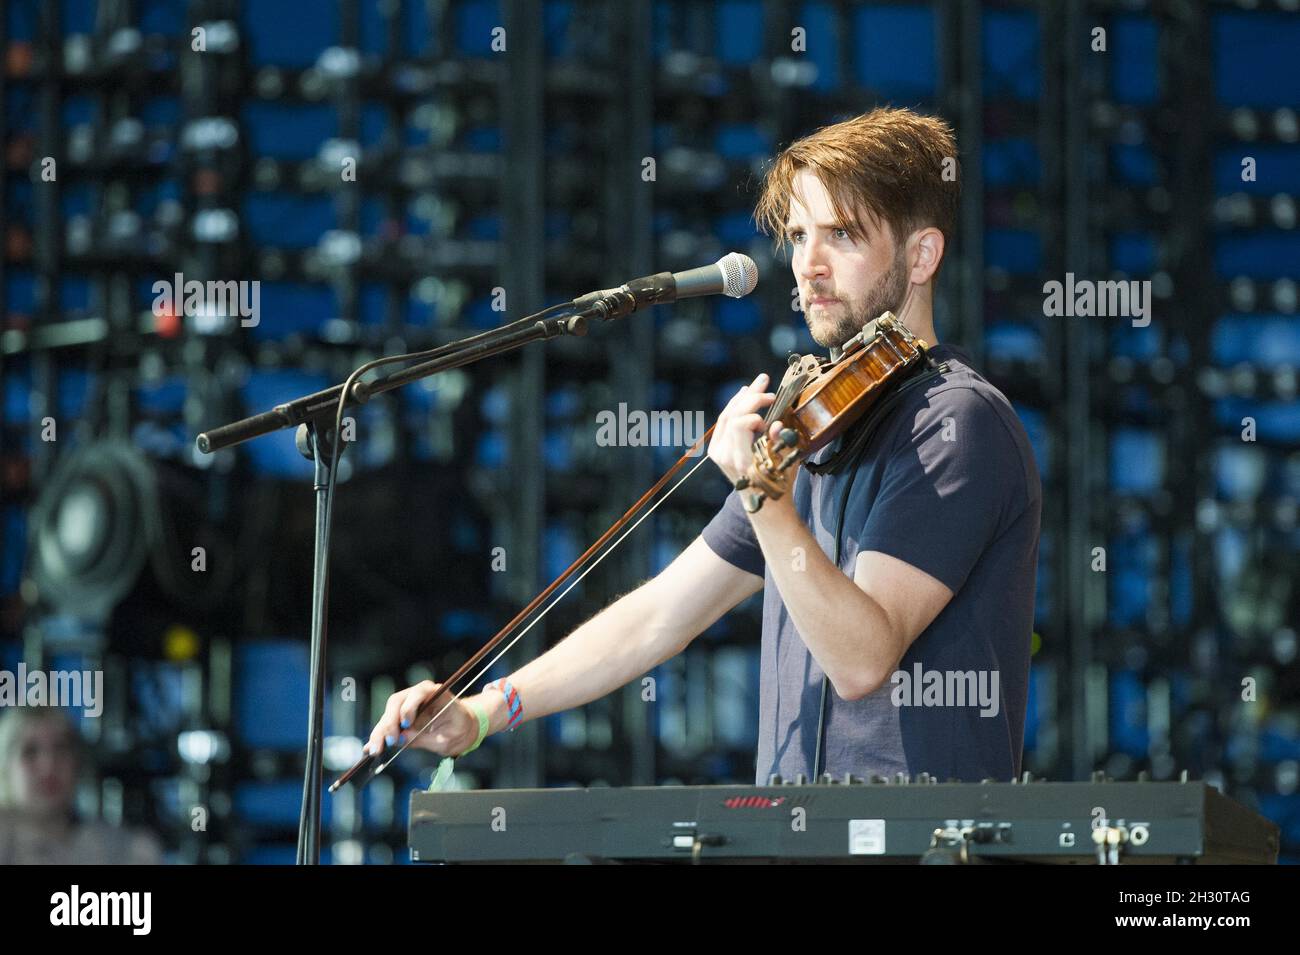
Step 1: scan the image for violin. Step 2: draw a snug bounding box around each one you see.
[330,311,932,790]
[735,312,930,511]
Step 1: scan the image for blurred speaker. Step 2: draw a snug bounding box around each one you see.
[27,440,159,622]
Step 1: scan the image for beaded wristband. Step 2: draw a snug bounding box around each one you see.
[484,678,524,731]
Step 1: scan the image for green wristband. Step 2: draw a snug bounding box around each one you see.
[457,698,491,757]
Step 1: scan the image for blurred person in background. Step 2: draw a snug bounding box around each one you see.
[0,706,163,864]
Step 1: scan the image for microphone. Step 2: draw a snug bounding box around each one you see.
[573,252,758,316]
[673,252,760,299]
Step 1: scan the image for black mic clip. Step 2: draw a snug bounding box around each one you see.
[573,271,676,321]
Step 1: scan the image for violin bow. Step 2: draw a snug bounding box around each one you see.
[329,424,717,791]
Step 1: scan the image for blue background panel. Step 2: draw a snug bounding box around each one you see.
[233,641,318,750]
[1213,12,1300,108]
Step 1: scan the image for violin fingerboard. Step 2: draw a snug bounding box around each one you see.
[766,373,806,424]
[766,354,824,423]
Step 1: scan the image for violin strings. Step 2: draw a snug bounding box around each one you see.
[766,376,796,424]
[768,364,811,425]
[373,452,715,777]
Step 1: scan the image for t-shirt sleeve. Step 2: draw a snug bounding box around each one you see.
[857,388,1019,594]
[701,488,765,577]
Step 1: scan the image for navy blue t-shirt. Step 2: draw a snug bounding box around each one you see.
[701,343,1041,784]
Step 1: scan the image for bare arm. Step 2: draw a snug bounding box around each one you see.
[496,536,761,723]
[748,496,952,699]
[707,371,953,701]
[366,535,761,756]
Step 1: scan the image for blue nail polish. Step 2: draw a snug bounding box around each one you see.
[400,718,410,729]
[385,734,396,746]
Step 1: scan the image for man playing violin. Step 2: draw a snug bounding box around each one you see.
[366,107,1042,785]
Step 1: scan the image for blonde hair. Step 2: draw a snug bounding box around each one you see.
[754,106,960,270]
[0,707,80,808]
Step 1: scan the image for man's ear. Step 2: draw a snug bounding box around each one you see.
[908,227,945,284]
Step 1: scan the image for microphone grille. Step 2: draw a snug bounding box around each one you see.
[718,252,759,298]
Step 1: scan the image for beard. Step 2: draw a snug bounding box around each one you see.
[802,245,910,349]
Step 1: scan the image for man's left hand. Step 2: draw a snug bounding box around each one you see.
[708,373,782,486]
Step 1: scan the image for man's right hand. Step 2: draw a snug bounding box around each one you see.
[364,681,479,757]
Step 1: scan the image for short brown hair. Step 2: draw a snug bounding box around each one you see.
[754,107,960,267]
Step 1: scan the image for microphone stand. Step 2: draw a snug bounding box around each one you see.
[196,293,636,865]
